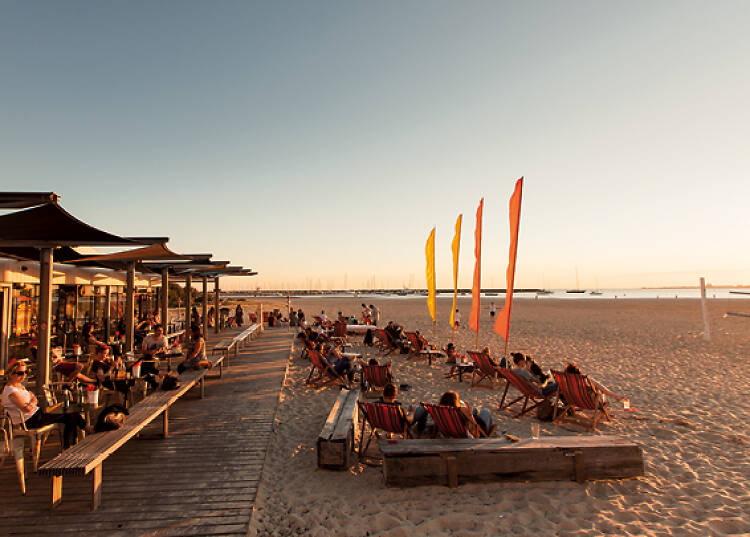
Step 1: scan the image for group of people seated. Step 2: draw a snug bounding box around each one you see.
[377,384,495,438]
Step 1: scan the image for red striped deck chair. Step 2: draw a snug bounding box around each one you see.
[305,350,345,388]
[374,329,396,354]
[467,351,502,389]
[299,338,315,360]
[404,332,422,352]
[422,403,489,438]
[361,364,393,397]
[551,370,611,431]
[357,401,411,462]
[497,369,549,417]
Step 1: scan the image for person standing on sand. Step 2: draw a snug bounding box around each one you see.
[235,304,244,326]
[297,308,305,327]
[369,304,379,326]
[489,302,496,318]
[454,309,461,328]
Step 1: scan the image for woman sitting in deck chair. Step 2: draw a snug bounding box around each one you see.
[413,391,495,437]
[564,363,624,403]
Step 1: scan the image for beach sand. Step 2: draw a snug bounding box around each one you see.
[248,297,750,537]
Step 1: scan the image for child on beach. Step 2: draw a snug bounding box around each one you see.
[454,309,461,328]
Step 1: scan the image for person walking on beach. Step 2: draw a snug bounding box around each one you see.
[235,304,244,326]
[369,304,379,326]
[297,308,305,327]
[489,302,496,319]
[361,303,371,324]
[454,309,461,328]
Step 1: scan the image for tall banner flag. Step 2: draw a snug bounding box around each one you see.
[469,198,484,334]
[449,214,462,328]
[494,178,524,346]
[425,227,436,323]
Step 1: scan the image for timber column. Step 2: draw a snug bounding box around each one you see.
[36,248,53,397]
[161,268,169,331]
[202,276,208,337]
[214,277,220,334]
[125,261,136,352]
[184,273,192,332]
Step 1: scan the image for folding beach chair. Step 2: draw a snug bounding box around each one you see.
[467,350,503,389]
[551,370,611,431]
[422,403,491,438]
[305,350,347,388]
[498,368,550,418]
[357,401,411,463]
[360,364,393,398]
[374,329,396,354]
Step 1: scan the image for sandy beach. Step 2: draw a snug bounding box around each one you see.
[248,297,750,537]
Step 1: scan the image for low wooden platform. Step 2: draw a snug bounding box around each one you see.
[317,388,360,470]
[380,435,644,487]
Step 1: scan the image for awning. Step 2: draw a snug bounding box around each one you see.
[0,192,59,209]
[73,243,191,264]
[0,203,139,247]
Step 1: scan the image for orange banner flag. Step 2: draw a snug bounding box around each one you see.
[469,198,484,332]
[494,178,524,342]
[449,214,462,327]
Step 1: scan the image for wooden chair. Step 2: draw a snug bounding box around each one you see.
[2,389,65,495]
[497,368,549,417]
[360,364,392,398]
[422,403,491,438]
[467,351,503,389]
[551,370,611,431]
[357,401,411,463]
[305,350,346,388]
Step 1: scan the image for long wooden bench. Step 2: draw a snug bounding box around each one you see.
[380,435,644,487]
[317,388,360,470]
[37,355,224,510]
[211,323,261,366]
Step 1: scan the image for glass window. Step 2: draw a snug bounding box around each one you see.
[9,284,39,363]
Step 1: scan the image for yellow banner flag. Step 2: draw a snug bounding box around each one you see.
[425,227,436,323]
[449,214,462,327]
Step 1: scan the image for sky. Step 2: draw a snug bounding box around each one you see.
[2,1,749,290]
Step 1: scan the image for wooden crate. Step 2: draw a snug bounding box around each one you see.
[380,435,644,487]
[317,388,360,470]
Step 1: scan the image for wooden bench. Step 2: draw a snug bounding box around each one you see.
[380,435,644,487]
[38,366,214,510]
[317,388,360,470]
[211,323,261,366]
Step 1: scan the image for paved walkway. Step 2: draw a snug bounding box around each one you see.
[0,326,293,537]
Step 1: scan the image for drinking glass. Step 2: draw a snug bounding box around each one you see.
[531,422,540,439]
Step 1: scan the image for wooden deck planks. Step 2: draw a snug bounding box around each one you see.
[0,327,293,537]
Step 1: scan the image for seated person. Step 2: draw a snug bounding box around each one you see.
[178,325,212,374]
[384,321,409,352]
[322,342,354,386]
[564,362,624,402]
[140,323,168,376]
[82,322,109,356]
[412,390,494,437]
[485,347,507,368]
[2,361,92,448]
[413,330,432,351]
[378,383,404,408]
[511,354,556,396]
[443,343,469,378]
[51,347,96,384]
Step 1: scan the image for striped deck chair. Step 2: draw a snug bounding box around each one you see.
[404,332,422,353]
[551,370,611,431]
[357,401,411,462]
[360,364,393,397]
[422,403,490,438]
[305,350,346,388]
[497,369,549,417]
[467,351,502,389]
[374,329,396,354]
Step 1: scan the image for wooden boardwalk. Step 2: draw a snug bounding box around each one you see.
[0,327,294,537]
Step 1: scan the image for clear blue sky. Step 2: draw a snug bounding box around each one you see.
[2,1,749,289]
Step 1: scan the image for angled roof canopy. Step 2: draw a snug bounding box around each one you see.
[0,203,140,247]
[0,192,59,209]
[0,246,85,263]
[73,243,191,264]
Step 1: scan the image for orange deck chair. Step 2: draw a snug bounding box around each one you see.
[305,349,346,388]
[357,401,411,462]
[497,368,550,417]
[551,370,612,431]
[422,403,492,438]
[467,350,503,389]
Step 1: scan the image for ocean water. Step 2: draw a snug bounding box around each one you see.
[225,289,750,300]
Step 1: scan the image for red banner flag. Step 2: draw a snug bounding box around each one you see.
[494,178,523,341]
[469,198,484,332]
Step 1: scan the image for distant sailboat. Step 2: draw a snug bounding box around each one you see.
[589,278,603,295]
[566,267,586,293]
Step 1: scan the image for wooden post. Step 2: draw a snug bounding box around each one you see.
[37,248,53,396]
[700,277,711,342]
[125,261,136,352]
[161,268,169,331]
[184,274,192,332]
[163,408,169,438]
[214,277,220,334]
[202,276,208,338]
[51,475,62,508]
[259,304,263,332]
[104,285,111,343]
[91,464,102,510]
[287,295,291,332]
